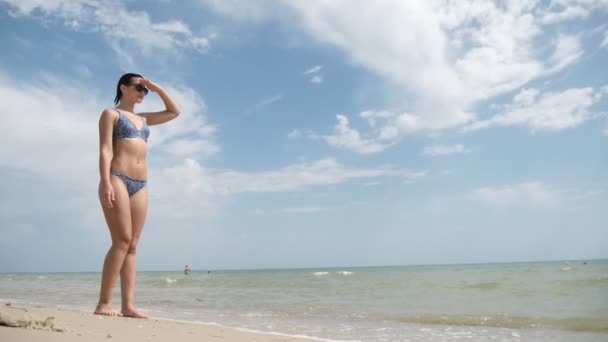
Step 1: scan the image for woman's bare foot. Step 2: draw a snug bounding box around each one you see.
[94,304,123,317]
[121,307,149,319]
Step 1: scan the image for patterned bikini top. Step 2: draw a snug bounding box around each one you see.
[112,109,150,142]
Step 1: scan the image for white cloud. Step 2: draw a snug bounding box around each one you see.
[316,110,469,153]
[152,20,193,35]
[200,0,276,21]
[360,110,395,129]
[540,5,589,24]
[282,206,327,214]
[244,94,283,114]
[593,85,608,101]
[444,1,545,102]
[403,171,428,184]
[137,85,219,161]
[152,157,418,218]
[303,65,323,74]
[161,157,410,195]
[324,115,389,154]
[546,34,584,74]
[201,0,603,135]
[289,1,469,129]
[378,112,425,139]
[602,31,608,48]
[471,182,559,208]
[325,109,457,152]
[209,1,606,153]
[158,139,220,160]
[0,72,102,189]
[288,129,302,139]
[2,0,210,58]
[200,1,465,129]
[257,94,282,106]
[0,72,110,235]
[309,75,323,84]
[215,158,406,194]
[465,87,604,132]
[74,65,93,78]
[422,144,466,156]
[303,65,323,84]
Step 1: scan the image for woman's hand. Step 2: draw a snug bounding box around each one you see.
[139,78,161,93]
[100,181,116,208]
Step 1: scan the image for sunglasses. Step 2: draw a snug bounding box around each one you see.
[127,83,149,95]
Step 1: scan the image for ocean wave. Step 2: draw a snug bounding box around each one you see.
[459,281,501,291]
[165,277,178,284]
[235,326,360,342]
[565,277,608,287]
[239,311,280,318]
[311,271,354,277]
[144,299,177,306]
[382,313,608,332]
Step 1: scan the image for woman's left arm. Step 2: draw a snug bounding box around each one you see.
[137,78,181,126]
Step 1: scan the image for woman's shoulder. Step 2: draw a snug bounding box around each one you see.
[99,108,120,126]
[100,108,120,118]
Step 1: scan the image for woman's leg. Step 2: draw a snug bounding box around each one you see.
[95,176,133,316]
[120,186,148,318]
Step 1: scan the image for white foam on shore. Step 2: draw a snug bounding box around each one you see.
[235,326,361,342]
[312,271,354,277]
[149,315,359,342]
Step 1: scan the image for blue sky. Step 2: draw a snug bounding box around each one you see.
[0,0,606,272]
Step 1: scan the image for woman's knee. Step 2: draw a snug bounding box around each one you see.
[127,240,139,254]
[112,235,132,252]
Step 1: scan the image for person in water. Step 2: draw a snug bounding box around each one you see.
[184,265,191,275]
[95,73,180,318]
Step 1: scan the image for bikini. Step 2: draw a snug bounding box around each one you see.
[111,109,150,196]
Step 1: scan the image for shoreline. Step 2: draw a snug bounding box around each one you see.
[2,258,603,274]
[0,303,317,342]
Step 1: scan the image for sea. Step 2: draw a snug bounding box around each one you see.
[1,260,607,342]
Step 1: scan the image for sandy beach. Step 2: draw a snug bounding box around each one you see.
[0,303,311,342]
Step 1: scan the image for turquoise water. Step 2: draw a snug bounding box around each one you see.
[1,260,607,341]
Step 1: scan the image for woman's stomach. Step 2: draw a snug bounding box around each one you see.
[111,140,148,180]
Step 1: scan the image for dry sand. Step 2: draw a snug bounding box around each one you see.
[0,303,312,342]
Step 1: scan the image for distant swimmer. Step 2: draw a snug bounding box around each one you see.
[184,265,191,275]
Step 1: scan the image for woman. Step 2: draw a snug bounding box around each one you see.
[95,73,180,318]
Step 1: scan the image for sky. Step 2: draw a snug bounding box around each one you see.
[0,0,607,272]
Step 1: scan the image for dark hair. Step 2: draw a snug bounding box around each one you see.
[114,73,144,105]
